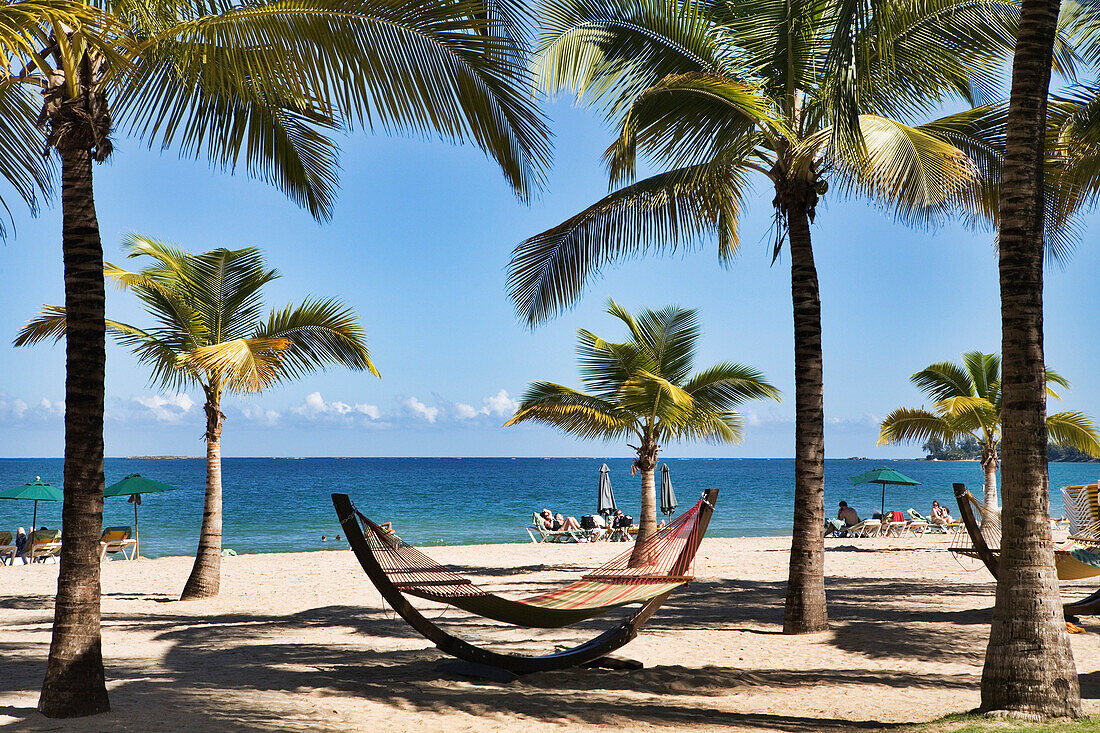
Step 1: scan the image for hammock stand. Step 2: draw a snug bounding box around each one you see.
[331,488,718,673]
[951,482,1100,616]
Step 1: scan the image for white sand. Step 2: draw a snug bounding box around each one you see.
[2,534,1099,731]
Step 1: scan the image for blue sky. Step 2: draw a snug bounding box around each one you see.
[1,99,1098,459]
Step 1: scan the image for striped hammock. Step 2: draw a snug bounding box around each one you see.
[352,496,711,629]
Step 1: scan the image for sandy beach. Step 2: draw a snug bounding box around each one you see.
[2,534,1099,732]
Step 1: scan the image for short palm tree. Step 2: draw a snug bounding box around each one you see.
[506,0,1031,634]
[505,299,779,564]
[16,234,378,601]
[878,352,1100,515]
[0,0,546,716]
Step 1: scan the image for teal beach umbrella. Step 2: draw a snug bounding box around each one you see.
[105,474,180,556]
[0,477,63,530]
[849,467,920,517]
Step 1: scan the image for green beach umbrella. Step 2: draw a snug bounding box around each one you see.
[105,474,180,557]
[0,477,64,531]
[849,467,921,517]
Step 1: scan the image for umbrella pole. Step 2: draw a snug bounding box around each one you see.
[32,500,38,533]
[134,499,140,559]
[880,484,886,517]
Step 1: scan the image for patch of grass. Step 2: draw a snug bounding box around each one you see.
[904,712,1100,733]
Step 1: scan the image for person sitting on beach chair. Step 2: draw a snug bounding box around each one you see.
[931,500,952,525]
[838,501,860,527]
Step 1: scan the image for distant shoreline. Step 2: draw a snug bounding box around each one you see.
[125,456,203,460]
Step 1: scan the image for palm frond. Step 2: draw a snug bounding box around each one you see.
[815,115,979,228]
[683,362,781,410]
[0,80,53,235]
[961,351,999,401]
[878,407,956,446]
[1047,411,1100,457]
[910,360,974,401]
[120,0,552,202]
[504,381,635,440]
[179,336,292,392]
[534,0,720,116]
[1046,366,1070,398]
[605,71,777,186]
[13,305,68,347]
[631,303,700,384]
[254,297,378,380]
[508,160,750,325]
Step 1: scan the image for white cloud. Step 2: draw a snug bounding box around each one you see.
[455,403,479,419]
[132,393,195,423]
[482,389,519,417]
[455,389,520,420]
[13,399,28,419]
[405,396,439,423]
[293,391,380,421]
[241,405,281,426]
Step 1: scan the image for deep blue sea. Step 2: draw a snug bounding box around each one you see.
[1,457,1097,558]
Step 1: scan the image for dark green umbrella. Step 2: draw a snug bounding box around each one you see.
[105,474,180,556]
[0,477,63,530]
[849,467,920,517]
[660,464,677,521]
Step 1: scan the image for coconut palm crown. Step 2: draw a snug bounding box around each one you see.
[507,0,1047,635]
[16,233,379,599]
[878,351,1100,514]
[505,299,779,562]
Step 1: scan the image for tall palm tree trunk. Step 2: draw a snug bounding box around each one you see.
[630,437,659,566]
[981,446,999,515]
[181,391,224,600]
[981,0,1080,714]
[38,147,110,718]
[782,190,828,635]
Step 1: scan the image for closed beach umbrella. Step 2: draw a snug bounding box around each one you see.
[660,464,677,520]
[597,463,617,518]
[0,477,63,530]
[849,467,920,517]
[105,473,180,557]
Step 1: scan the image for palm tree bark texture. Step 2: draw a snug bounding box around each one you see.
[781,181,827,634]
[38,55,112,718]
[181,384,226,599]
[983,0,1081,715]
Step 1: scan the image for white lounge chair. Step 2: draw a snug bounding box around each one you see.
[99,526,138,560]
[28,529,62,562]
[846,519,881,537]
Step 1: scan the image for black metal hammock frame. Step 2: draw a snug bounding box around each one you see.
[332,488,718,673]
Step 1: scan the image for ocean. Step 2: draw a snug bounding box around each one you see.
[1,457,1096,558]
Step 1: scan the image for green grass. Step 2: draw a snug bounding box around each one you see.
[904,713,1100,733]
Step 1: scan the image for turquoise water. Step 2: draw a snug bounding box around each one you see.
[1,457,1096,558]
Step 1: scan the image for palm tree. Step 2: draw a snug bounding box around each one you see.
[506,0,1025,633]
[982,0,1082,714]
[505,299,779,562]
[17,234,378,600]
[0,0,547,716]
[878,352,1100,516]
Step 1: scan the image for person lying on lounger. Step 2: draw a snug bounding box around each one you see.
[553,513,582,531]
[930,501,952,524]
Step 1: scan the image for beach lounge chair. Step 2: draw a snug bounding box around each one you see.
[908,508,945,534]
[28,529,62,562]
[526,513,589,543]
[333,488,719,673]
[99,526,137,561]
[0,531,15,565]
[881,511,907,537]
[846,518,881,537]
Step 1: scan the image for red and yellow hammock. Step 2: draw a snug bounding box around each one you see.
[356,498,709,629]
